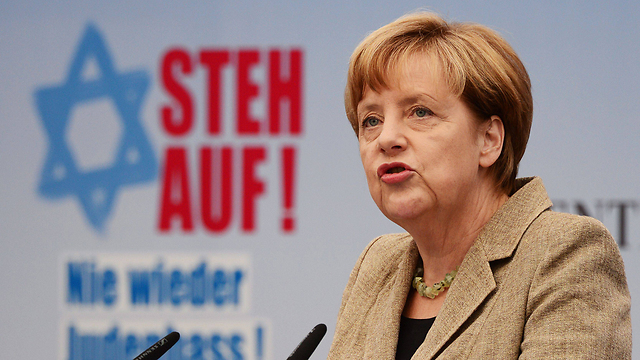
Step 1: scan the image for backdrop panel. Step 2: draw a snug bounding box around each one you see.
[1,1,639,359]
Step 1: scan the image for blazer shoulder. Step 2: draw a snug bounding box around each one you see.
[515,210,623,278]
[536,209,606,227]
[530,210,616,247]
[520,211,631,358]
[345,233,415,289]
[359,233,414,268]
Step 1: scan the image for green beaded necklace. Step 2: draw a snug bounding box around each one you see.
[412,266,458,299]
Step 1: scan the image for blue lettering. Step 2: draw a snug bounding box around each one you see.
[68,263,84,304]
[128,271,150,304]
[103,327,120,359]
[103,269,117,306]
[191,334,205,360]
[125,334,139,359]
[255,326,263,360]
[127,261,245,309]
[191,263,206,306]
[171,269,185,305]
[232,270,243,305]
[213,270,226,306]
[66,261,117,306]
[68,326,79,360]
[230,334,244,360]
[68,325,124,360]
[210,335,225,360]
[66,326,255,360]
[81,333,97,359]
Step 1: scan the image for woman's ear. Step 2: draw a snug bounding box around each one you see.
[479,115,504,168]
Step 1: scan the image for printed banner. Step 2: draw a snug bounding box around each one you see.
[1,2,639,359]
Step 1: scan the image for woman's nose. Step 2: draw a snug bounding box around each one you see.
[377,118,407,155]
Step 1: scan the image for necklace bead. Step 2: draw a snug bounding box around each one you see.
[412,267,458,299]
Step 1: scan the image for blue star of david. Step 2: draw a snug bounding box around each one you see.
[34,24,157,232]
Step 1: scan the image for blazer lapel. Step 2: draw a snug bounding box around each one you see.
[415,177,552,359]
[417,243,495,359]
[367,243,420,359]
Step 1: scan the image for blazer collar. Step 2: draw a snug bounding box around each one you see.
[478,177,553,261]
[371,243,421,358]
[417,177,553,358]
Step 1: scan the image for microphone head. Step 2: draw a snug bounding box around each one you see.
[287,324,327,360]
[133,331,180,360]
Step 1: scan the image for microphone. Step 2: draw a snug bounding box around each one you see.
[287,324,327,360]
[133,331,180,360]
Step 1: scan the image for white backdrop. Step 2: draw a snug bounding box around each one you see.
[1,1,639,359]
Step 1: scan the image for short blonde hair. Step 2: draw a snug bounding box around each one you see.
[345,12,532,193]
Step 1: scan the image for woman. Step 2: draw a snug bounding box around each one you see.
[328,12,631,359]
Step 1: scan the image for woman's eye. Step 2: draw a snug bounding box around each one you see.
[363,117,380,127]
[415,108,429,117]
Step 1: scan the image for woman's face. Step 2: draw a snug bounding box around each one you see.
[357,54,488,228]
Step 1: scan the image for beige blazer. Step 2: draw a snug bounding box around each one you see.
[328,177,631,359]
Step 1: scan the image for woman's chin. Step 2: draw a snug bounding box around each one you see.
[379,202,429,225]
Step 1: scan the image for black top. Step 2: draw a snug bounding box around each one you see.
[395,316,436,360]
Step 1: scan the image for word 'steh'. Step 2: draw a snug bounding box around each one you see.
[161,48,303,136]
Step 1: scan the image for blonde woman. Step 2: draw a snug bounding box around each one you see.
[328,12,631,359]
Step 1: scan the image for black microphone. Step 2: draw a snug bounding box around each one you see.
[287,324,327,360]
[133,331,180,360]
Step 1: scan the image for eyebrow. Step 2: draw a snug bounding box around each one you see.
[357,102,380,115]
[400,94,437,106]
[357,92,439,115]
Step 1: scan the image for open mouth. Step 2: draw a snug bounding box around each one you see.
[386,166,406,174]
[377,162,412,179]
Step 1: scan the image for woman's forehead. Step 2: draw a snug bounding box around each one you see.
[365,52,445,92]
[360,54,449,98]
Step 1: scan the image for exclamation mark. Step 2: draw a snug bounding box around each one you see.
[281,146,296,232]
[256,325,264,360]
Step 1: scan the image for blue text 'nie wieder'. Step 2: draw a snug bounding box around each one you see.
[66,260,245,307]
